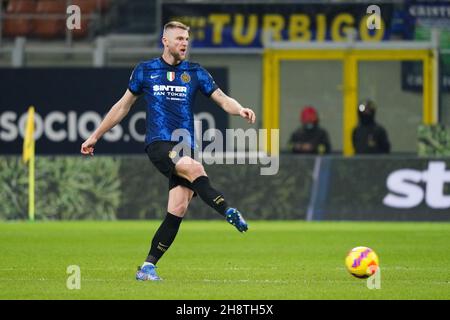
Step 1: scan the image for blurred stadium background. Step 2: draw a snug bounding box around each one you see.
[1,0,450,301]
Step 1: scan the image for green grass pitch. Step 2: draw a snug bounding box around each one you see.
[0,220,449,300]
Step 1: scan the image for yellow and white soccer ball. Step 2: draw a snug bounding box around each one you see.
[345,246,379,278]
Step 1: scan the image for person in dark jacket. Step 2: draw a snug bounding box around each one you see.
[289,106,331,155]
[352,99,391,154]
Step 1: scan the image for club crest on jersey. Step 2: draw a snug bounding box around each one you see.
[167,72,176,81]
[181,72,191,83]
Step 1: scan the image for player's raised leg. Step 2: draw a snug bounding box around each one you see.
[175,156,248,232]
[136,186,194,281]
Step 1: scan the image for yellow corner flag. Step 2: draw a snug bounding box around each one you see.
[23,106,35,221]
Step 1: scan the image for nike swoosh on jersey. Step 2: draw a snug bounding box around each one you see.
[151,74,159,79]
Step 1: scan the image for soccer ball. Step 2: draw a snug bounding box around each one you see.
[345,246,379,278]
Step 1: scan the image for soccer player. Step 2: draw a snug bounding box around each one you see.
[80,21,256,281]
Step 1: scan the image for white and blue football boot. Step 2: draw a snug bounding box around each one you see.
[136,263,162,281]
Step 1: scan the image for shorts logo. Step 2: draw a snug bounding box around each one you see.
[168,150,177,159]
[181,72,191,83]
[167,72,175,81]
[213,196,224,205]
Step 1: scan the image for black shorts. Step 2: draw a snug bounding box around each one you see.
[145,141,196,193]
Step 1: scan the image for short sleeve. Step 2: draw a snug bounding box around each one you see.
[197,66,218,97]
[128,63,144,96]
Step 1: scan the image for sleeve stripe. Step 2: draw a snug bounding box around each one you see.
[128,86,141,96]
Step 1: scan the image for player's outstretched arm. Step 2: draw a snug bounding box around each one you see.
[80,89,138,156]
[211,88,256,124]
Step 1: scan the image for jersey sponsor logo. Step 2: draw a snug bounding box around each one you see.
[153,85,187,99]
[167,71,175,81]
[181,72,191,83]
[153,85,187,92]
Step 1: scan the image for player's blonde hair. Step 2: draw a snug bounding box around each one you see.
[163,21,190,34]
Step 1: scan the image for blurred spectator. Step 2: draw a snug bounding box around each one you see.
[352,99,391,154]
[289,106,331,155]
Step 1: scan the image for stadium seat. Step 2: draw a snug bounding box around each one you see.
[72,0,97,13]
[67,0,110,13]
[98,0,110,13]
[2,0,36,38]
[2,0,112,39]
[2,18,33,37]
[33,0,66,38]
